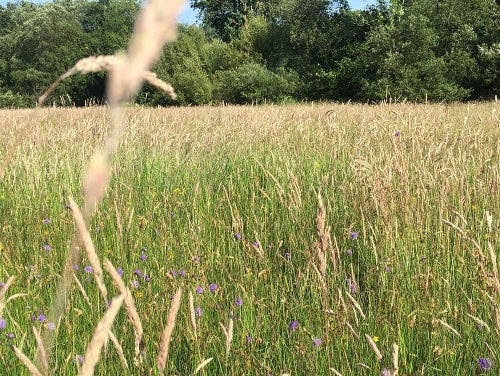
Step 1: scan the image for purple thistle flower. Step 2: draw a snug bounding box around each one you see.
[43,244,51,251]
[143,275,151,282]
[131,280,139,288]
[0,282,4,288]
[84,266,93,274]
[246,335,253,343]
[234,233,242,241]
[134,270,143,277]
[178,270,186,277]
[73,264,80,271]
[7,333,14,339]
[43,218,51,225]
[395,130,401,137]
[117,268,124,276]
[209,283,218,292]
[38,314,46,323]
[235,298,243,306]
[289,320,299,331]
[349,231,359,240]
[0,318,6,330]
[140,253,147,261]
[478,357,493,371]
[253,241,260,248]
[380,369,392,376]
[195,286,203,294]
[346,249,353,255]
[195,307,203,317]
[312,337,322,347]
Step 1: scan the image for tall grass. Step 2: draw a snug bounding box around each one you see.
[0,101,499,375]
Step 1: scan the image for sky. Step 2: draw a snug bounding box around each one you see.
[0,0,377,23]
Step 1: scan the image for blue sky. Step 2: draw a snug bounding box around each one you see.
[0,0,377,23]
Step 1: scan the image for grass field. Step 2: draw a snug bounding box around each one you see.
[0,102,499,375]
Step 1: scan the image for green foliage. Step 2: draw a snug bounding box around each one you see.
[214,63,297,104]
[0,89,33,108]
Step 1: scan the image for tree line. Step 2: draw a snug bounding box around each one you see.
[0,0,498,107]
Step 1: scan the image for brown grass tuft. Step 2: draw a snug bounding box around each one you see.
[157,288,182,374]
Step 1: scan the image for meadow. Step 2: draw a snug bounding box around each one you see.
[0,102,499,375]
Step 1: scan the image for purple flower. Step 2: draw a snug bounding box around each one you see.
[7,333,14,339]
[134,270,143,277]
[253,241,260,248]
[384,266,391,272]
[349,232,359,240]
[346,279,357,293]
[192,256,200,263]
[395,130,401,137]
[234,233,242,241]
[38,314,46,323]
[195,286,203,294]
[235,298,243,306]
[346,249,353,255]
[117,268,124,276]
[284,252,291,260]
[73,264,80,271]
[478,357,492,371]
[195,307,203,317]
[0,318,6,330]
[75,355,84,365]
[312,337,322,347]
[178,270,186,277]
[0,282,4,288]
[209,283,218,292]
[43,244,51,251]
[266,244,272,249]
[84,266,93,274]
[46,322,55,330]
[140,253,147,261]
[289,320,299,331]
[246,335,253,343]
[143,275,151,282]
[169,270,177,277]
[43,218,51,225]
[381,370,392,376]
[131,280,139,288]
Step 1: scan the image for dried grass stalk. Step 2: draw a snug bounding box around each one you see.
[0,275,14,317]
[81,153,110,219]
[68,196,108,302]
[12,345,44,376]
[79,294,124,376]
[330,368,344,376]
[108,330,129,370]
[32,326,48,373]
[345,291,366,320]
[103,258,144,364]
[488,241,500,298]
[364,334,383,361]
[189,291,197,339]
[157,288,182,373]
[392,343,399,376]
[467,313,491,332]
[194,357,213,374]
[107,0,184,104]
[219,314,234,356]
[73,273,92,307]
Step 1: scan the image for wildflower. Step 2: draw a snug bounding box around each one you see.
[0,282,4,288]
[395,130,401,137]
[134,270,143,277]
[0,318,6,330]
[75,355,84,365]
[346,249,353,255]
[192,256,200,263]
[234,233,242,241]
[381,369,392,376]
[209,283,218,292]
[178,270,186,277]
[384,266,391,272]
[43,244,51,251]
[246,335,253,343]
[195,286,203,294]
[7,333,14,339]
[38,314,46,322]
[235,298,243,306]
[267,244,272,249]
[117,268,123,277]
[289,320,299,331]
[131,280,139,288]
[349,232,359,240]
[43,218,51,225]
[312,337,322,347]
[143,275,151,282]
[169,270,177,278]
[195,307,203,317]
[84,266,93,274]
[73,264,80,271]
[346,278,357,293]
[284,252,291,260]
[478,357,492,371]
[253,241,260,248]
[372,336,379,342]
[140,253,147,261]
[46,322,55,330]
